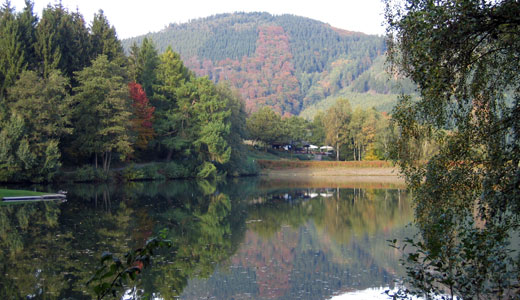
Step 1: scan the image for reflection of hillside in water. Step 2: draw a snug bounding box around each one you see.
[181,186,412,300]
[0,179,411,299]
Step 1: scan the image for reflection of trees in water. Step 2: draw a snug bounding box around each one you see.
[181,187,413,300]
[139,186,246,299]
[0,201,73,299]
[1,180,411,299]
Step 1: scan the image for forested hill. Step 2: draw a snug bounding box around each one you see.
[123,12,414,116]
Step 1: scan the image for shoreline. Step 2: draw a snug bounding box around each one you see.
[261,167,401,177]
[260,167,406,188]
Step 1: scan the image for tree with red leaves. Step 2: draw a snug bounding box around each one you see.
[129,82,155,150]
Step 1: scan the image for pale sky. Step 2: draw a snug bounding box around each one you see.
[10,0,386,39]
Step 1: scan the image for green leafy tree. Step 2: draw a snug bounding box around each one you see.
[215,82,251,175]
[308,110,326,146]
[0,114,61,182]
[0,70,71,182]
[385,0,520,298]
[246,106,283,150]
[281,116,308,148]
[152,47,191,160]
[190,77,232,165]
[72,55,132,173]
[324,98,352,161]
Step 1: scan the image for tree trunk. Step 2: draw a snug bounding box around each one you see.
[102,152,107,172]
[166,149,173,161]
[336,142,339,161]
[107,152,112,173]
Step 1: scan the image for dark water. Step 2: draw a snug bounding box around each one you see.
[0,177,412,299]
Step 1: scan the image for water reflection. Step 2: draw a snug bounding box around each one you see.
[0,178,411,299]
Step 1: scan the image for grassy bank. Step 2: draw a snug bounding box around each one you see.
[0,188,47,198]
[257,160,394,169]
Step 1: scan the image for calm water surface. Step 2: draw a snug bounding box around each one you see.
[1,177,412,299]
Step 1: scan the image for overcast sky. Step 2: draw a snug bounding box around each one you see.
[10,0,386,39]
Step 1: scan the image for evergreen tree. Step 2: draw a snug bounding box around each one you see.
[89,10,124,63]
[16,0,38,71]
[35,3,90,79]
[190,77,231,168]
[72,55,132,173]
[0,1,24,105]
[0,70,70,182]
[153,47,191,160]
[132,37,159,97]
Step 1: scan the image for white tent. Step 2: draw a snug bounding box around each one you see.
[308,145,319,150]
[320,146,334,151]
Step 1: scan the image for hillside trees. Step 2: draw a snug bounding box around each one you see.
[385,0,520,297]
[124,13,389,115]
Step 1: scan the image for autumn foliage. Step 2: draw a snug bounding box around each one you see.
[129,82,155,149]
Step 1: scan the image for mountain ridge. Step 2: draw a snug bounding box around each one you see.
[122,12,412,116]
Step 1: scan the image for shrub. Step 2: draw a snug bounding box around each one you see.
[121,164,145,181]
[162,162,190,179]
[197,162,217,179]
[141,164,165,180]
[74,165,108,182]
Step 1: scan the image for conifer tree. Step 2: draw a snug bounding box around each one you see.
[153,47,191,160]
[90,10,124,63]
[16,0,37,71]
[72,55,132,172]
[130,38,159,97]
[0,1,24,105]
[35,3,90,79]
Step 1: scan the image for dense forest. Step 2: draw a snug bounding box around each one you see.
[122,12,416,116]
[0,3,401,184]
[0,1,255,183]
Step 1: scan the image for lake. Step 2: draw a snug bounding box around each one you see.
[0,176,412,299]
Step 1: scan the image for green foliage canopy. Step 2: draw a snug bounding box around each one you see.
[385,0,520,298]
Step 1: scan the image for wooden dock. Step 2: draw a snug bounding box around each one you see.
[2,194,67,202]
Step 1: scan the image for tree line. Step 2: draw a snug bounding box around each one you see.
[247,98,396,161]
[0,1,251,183]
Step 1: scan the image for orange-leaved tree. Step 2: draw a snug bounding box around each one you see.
[129,82,155,150]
